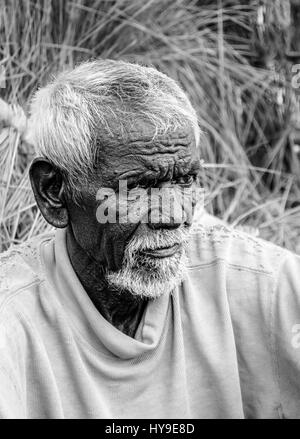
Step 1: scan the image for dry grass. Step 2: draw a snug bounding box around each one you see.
[1,0,300,253]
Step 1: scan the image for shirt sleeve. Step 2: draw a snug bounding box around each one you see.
[272,251,300,418]
[0,365,25,419]
[0,321,25,419]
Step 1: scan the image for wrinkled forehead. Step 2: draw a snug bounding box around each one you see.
[96,118,198,180]
[99,116,197,147]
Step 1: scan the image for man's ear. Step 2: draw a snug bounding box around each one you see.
[29,158,69,228]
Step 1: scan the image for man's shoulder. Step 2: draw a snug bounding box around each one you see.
[187,223,289,277]
[0,232,55,315]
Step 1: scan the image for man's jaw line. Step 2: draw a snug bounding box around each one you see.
[105,228,190,299]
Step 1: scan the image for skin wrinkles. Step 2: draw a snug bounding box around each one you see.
[115,155,198,193]
[102,123,193,148]
[99,148,195,191]
[30,119,201,338]
[96,123,195,184]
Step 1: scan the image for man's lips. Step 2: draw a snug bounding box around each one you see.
[140,243,181,258]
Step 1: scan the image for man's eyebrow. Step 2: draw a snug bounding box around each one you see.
[126,172,157,185]
[115,169,145,180]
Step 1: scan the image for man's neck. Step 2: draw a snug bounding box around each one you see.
[66,228,147,338]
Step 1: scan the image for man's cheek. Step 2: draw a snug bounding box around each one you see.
[118,189,149,224]
[102,223,139,271]
[96,188,148,225]
[71,213,103,256]
[99,194,146,270]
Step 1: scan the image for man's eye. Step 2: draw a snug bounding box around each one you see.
[174,175,194,187]
[127,179,148,190]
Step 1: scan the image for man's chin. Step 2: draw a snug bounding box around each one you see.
[106,276,179,299]
[105,255,187,299]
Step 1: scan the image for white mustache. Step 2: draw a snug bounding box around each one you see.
[124,226,191,256]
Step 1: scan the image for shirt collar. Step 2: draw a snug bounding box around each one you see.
[42,227,171,360]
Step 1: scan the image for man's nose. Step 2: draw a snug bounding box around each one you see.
[146,185,186,230]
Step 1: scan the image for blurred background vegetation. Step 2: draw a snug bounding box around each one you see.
[1,0,300,253]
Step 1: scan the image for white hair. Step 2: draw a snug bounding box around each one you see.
[28,59,200,202]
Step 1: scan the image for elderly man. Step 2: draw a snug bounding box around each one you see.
[0,59,300,419]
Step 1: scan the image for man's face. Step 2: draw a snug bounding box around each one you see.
[67,120,201,298]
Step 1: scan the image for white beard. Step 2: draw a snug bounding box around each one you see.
[105,226,190,299]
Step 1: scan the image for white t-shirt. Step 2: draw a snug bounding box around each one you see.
[0,225,300,418]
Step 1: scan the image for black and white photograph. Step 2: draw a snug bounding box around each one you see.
[1,0,300,423]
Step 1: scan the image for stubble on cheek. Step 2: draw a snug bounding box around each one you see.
[99,222,140,272]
